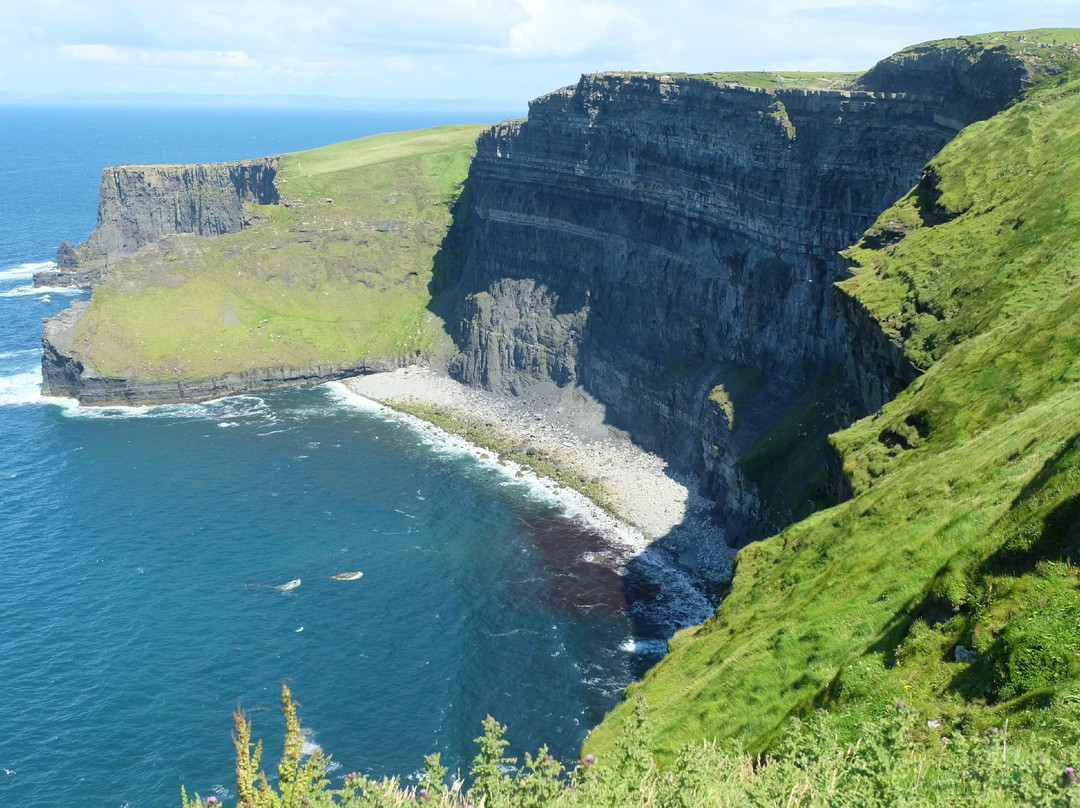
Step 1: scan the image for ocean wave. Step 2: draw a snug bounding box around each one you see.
[0,380,276,421]
[0,284,86,298]
[0,370,46,407]
[0,261,54,281]
[0,349,40,361]
[618,637,670,656]
[62,394,276,423]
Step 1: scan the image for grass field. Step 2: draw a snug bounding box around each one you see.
[71,125,485,381]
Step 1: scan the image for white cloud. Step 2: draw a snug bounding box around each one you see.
[56,44,263,70]
[506,0,641,58]
[3,1,1078,102]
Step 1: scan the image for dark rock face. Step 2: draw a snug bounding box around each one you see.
[35,158,280,288]
[855,41,1050,125]
[56,239,78,270]
[442,52,1033,537]
[41,357,402,406]
[86,158,279,263]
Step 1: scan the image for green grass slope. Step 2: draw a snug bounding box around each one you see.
[70,125,483,380]
[585,61,1080,770]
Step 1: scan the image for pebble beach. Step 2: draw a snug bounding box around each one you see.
[340,366,735,583]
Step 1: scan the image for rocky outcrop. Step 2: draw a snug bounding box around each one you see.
[441,44,1035,539]
[855,39,1058,125]
[33,240,80,287]
[35,158,279,286]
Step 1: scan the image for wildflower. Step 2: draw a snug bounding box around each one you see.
[987,727,999,735]
[585,754,595,765]
[419,786,429,800]
[1065,766,1077,784]
[206,799,219,806]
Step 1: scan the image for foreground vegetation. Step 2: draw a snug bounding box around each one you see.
[185,683,1079,807]
[70,125,484,381]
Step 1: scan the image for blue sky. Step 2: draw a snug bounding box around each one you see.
[1,1,1075,106]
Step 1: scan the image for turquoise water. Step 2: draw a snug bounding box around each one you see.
[0,107,706,807]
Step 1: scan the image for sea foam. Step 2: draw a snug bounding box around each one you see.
[322,381,714,632]
[0,261,54,281]
[0,284,87,298]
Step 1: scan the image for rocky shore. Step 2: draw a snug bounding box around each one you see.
[343,366,735,584]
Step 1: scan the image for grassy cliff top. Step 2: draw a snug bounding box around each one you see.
[608,69,859,91]
[908,28,1080,59]
[586,61,1080,772]
[70,124,484,381]
[669,71,858,91]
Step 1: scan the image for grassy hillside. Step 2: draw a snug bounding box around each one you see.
[583,59,1080,776]
[70,125,484,380]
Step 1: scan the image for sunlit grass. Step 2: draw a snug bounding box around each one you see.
[587,61,1080,767]
[72,124,485,381]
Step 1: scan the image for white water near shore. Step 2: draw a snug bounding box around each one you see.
[334,367,735,631]
[0,261,54,281]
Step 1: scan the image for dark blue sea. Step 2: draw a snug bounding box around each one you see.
[0,106,707,807]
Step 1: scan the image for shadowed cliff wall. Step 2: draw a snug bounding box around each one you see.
[441,51,1034,539]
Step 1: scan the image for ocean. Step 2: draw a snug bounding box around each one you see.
[0,104,705,807]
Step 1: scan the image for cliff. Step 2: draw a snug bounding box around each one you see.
[41,37,1048,537]
[438,63,1019,538]
[40,126,483,403]
[587,55,1080,766]
[34,158,278,286]
[855,33,1066,123]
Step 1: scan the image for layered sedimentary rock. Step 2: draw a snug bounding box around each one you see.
[854,39,1057,124]
[442,49,1037,538]
[35,158,278,286]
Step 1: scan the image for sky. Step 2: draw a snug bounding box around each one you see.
[0,1,1076,107]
